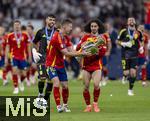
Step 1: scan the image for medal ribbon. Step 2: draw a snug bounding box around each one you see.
[45,27,55,41]
[14,32,22,47]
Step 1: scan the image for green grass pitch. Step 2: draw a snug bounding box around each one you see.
[0,80,150,121]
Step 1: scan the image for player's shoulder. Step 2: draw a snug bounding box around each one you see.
[50,31,60,43]
[101,32,111,42]
[7,32,14,39]
[53,31,59,38]
[119,28,127,34]
[7,32,14,37]
[81,33,91,40]
[3,34,8,39]
[35,28,44,35]
[83,33,91,37]
[102,32,110,38]
[37,28,44,32]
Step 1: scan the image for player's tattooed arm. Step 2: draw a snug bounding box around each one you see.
[61,48,90,57]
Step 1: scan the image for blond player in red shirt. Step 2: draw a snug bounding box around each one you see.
[45,19,89,112]
[76,19,108,112]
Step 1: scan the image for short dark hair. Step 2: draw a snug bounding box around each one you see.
[61,18,72,26]
[45,14,56,19]
[13,20,21,24]
[21,25,27,31]
[84,19,105,34]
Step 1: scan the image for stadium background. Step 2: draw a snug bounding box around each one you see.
[1,0,150,79]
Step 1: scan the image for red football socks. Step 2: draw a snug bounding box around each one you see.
[93,88,100,103]
[12,74,18,87]
[62,88,69,104]
[53,86,61,106]
[30,67,36,76]
[141,68,147,81]
[83,89,91,105]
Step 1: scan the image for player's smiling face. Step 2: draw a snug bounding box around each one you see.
[64,23,73,35]
[46,17,56,28]
[90,22,99,34]
[127,18,136,27]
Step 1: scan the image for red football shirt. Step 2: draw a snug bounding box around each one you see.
[99,33,111,57]
[76,33,109,72]
[46,32,72,68]
[138,33,149,58]
[7,32,29,60]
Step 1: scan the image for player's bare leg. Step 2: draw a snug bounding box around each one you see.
[19,70,26,92]
[12,67,19,94]
[61,81,71,112]
[82,70,92,112]
[53,77,63,113]
[92,70,102,112]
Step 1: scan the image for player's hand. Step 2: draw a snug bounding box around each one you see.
[32,48,42,63]
[120,41,132,48]
[105,51,110,56]
[138,46,144,54]
[146,56,149,62]
[80,51,92,57]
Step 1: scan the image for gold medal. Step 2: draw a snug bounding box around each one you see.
[17,42,21,48]
[14,32,22,48]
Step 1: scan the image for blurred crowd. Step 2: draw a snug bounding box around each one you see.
[0,0,150,81]
[0,0,144,31]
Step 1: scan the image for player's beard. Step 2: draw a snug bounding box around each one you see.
[129,22,135,27]
[48,23,54,29]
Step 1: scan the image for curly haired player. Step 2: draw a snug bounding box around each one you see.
[76,19,109,112]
